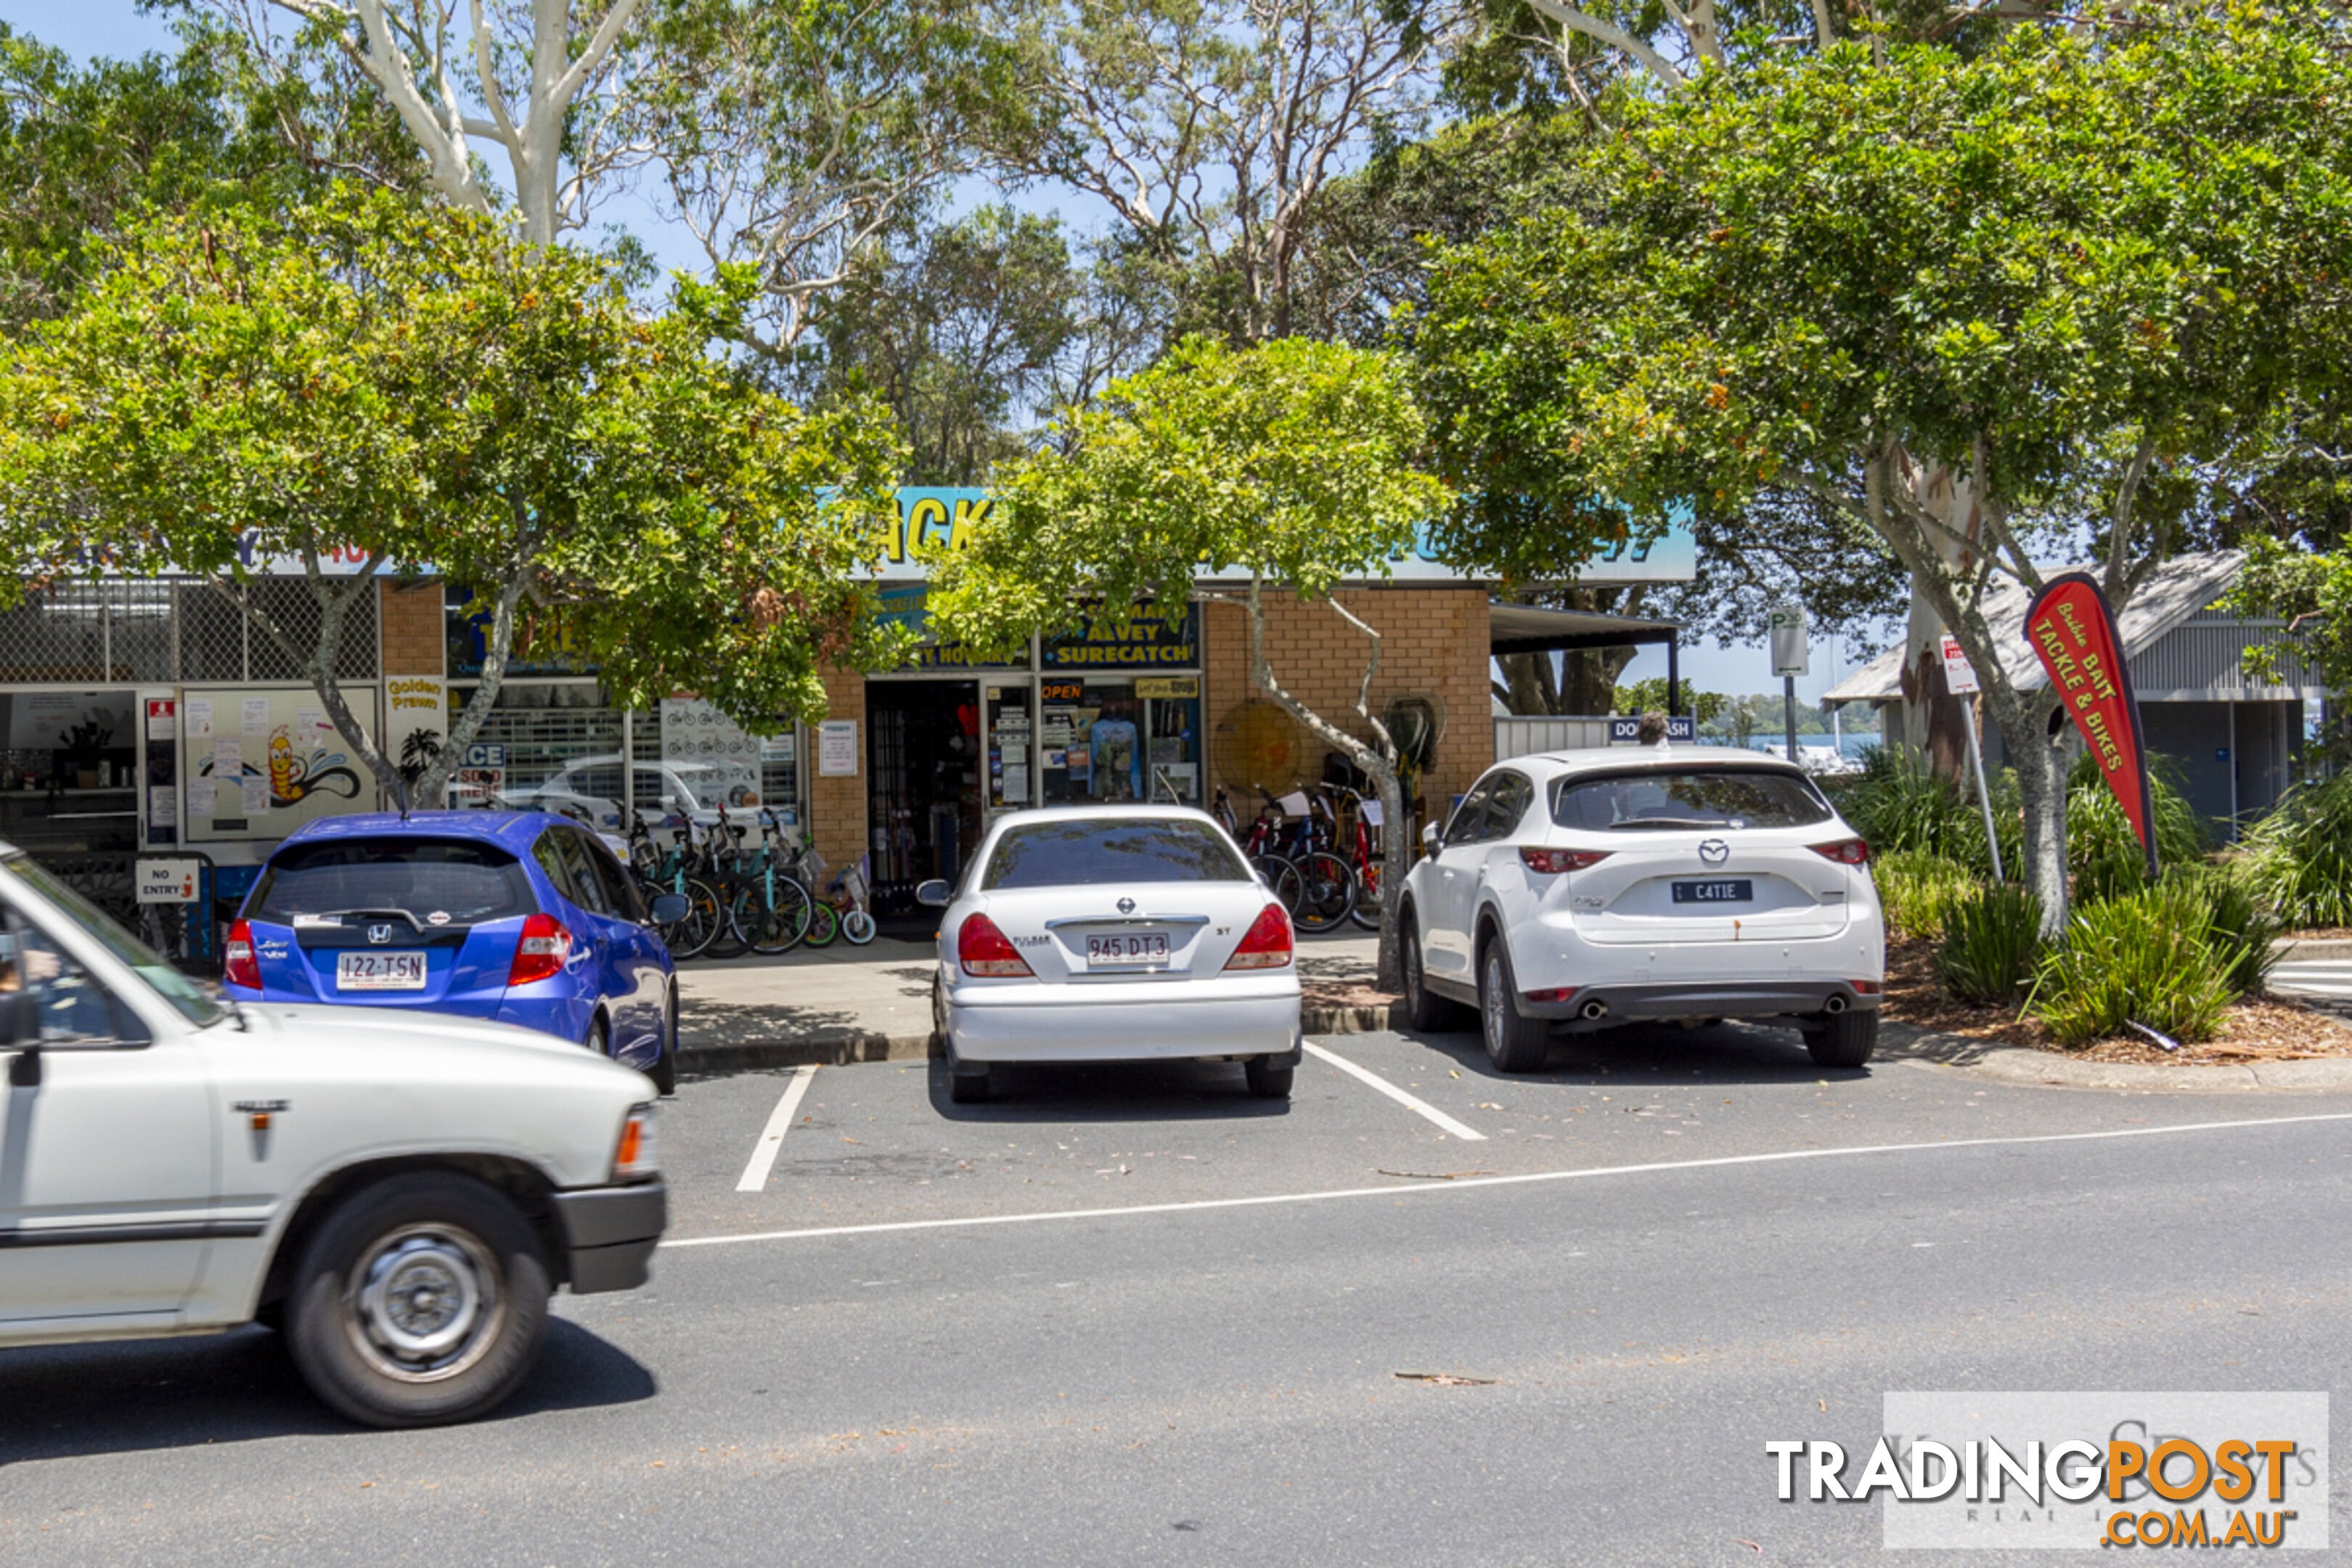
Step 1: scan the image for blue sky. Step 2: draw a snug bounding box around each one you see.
[1,4,1866,710]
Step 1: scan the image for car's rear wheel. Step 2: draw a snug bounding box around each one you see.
[1244,1057,1294,1099]
[283,1172,550,1429]
[1479,936,1551,1074]
[649,988,678,1097]
[1803,1008,1879,1069]
[1402,917,1470,1033]
[587,1012,611,1058]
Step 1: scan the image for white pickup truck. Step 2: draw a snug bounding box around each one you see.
[0,844,666,1428]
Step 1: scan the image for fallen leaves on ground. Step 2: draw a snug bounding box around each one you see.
[1394,1371,1496,1386]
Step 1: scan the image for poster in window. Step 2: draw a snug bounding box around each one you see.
[660,696,763,811]
[181,686,378,842]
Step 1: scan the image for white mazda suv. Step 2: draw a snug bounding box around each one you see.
[1400,748,1885,1071]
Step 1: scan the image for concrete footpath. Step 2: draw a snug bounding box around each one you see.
[674,930,1394,1071]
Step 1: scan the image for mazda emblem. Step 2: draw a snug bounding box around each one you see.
[1116,897,1136,915]
[368,923,393,945]
[1697,839,1731,866]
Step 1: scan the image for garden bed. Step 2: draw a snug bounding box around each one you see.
[1882,935,2351,1066]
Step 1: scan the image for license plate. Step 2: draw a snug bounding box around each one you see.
[1085,932,1170,966]
[1672,879,1753,905]
[338,950,428,990]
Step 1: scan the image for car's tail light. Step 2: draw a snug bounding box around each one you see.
[612,1103,659,1182]
[1522,848,1612,874]
[1810,838,1871,865]
[508,912,573,985]
[1850,979,1882,995]
[957,913,1033,977]
[224,920,260,989]
[1225,902,1294,970]
[1524,985,1579,1003]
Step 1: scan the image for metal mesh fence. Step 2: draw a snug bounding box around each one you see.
[0,578,381,685]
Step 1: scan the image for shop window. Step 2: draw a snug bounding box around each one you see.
[1040,677,1201,805]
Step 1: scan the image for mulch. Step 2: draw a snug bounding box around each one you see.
[1882,936,2352,1067]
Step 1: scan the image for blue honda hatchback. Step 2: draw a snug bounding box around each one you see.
[223,811,685,1094]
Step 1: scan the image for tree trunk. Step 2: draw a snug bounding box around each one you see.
[416,571,534,804]
[1244,574,1406,991]
[1893,461,1982,779]
[1496,652,1559,715]
[232,556,402,801]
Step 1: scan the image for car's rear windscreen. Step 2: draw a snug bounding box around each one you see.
[982,820,1250,890]
[249,839,538,924]
[1551,769,1833,832]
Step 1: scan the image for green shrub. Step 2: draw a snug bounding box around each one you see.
[2242,770,2352,929]
[1874,851,1979,941]
[1935,883,2044,1005]
[2067,754,2210,905]
[2029,881,2237,1046]
[2163,864,2284,995]
[1842,746,1979,865]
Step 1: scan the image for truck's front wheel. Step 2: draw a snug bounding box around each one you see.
[284,1172,550,1429]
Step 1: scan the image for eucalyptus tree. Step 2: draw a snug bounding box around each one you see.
[1412,15,2352,928]
[925,336,1452,987]
[0,184,907,802]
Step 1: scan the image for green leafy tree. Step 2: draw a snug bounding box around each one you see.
[926,336,1453,986]
[0,183,907,802]
[1411,15,2352,931]
[1611,678,1723,726]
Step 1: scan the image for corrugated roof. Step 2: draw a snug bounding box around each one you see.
[1820,551,2245,708]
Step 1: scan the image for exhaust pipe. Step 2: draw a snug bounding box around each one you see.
[1823,994,1847,1015]
[1579,999,1609,1021]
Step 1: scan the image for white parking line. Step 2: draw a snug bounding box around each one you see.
[735,1064,820,1193]
[668,1111,2352,1249]
[1302,1040,1487,1141]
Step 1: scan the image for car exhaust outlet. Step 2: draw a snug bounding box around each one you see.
[1823,994,1847,1015]
[1579,999,1609,1021]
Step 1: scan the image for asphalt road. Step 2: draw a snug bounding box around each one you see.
[5,1019,2351,1567]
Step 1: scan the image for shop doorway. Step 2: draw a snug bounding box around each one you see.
[865,679,984,918]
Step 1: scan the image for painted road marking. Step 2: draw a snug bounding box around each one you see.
[735,1063,820,1193]
[670,1110,2352,1251]
[2271,963,2352,997]
[1303,1040,1487,1141]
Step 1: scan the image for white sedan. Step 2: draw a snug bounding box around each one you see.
[0,842,665,1429]
[920,806,1303,1103]
[1401,748,1887,1072]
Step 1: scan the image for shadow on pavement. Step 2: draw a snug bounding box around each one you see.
[922,1056,1294,1123]
[0,1318,656,1461]
[1394,1018,1878,1087]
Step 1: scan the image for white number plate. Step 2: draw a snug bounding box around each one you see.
[338,951,428,990]
[1086,933,1170,967]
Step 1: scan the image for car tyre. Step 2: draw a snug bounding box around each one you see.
[282,1172,550,1429]
[948,1061,990,1104]
[587,1012,611,1059]
[1803,1008,1878,1069]
[1402,916,1470,1033]
[648,988,678,1098]
[1478,936,1551,1074]
[1244,1058,1294,1099]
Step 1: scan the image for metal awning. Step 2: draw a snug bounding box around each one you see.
[1488,603,1682,655]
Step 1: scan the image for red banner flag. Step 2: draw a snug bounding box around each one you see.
[2022,573,2157,876]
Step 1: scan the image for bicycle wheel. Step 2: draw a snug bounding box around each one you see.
[705,880,751,959]
[801,901,840,949]
[1290,852,1357,934]
[665,877,726,960]
[1347,861,1384,930]
[841,909,876,946]
[746,876,815,956]
[1264,857,1304,913]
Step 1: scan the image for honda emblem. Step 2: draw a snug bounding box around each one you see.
[368,923,393,945]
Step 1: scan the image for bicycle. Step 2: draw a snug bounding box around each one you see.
[1246,785,1356,934]
[627,813,725,960]
[1330,784,1389,931]
[722,807,816,957]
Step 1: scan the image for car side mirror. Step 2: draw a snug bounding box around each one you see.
[648,893,690,926]
[1423,822,1442,852]
[915,879,952,908]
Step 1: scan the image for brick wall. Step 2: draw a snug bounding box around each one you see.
[377,579,446,677]
[1201,587,1493,825]
[811,664,868,871]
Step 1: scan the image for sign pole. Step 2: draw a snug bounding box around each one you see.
[1782,675,1799,766]
[1939,633,2004,883]
[1769,603,1808,766]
